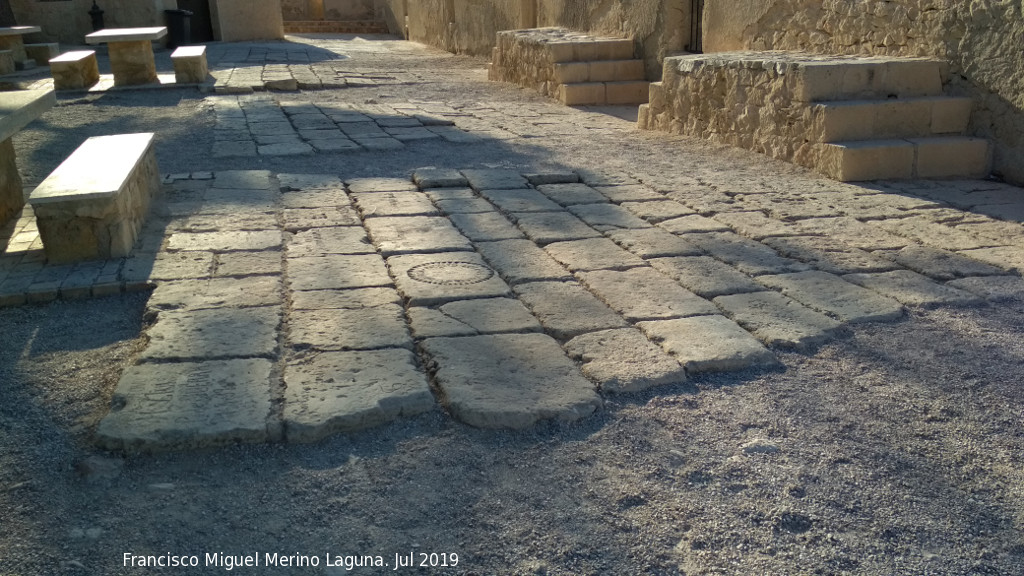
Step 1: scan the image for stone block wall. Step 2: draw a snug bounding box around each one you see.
[10,0,175,45]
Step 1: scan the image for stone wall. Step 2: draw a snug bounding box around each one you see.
[703,0,1024,184]
[10,0,174,45]
[210,0,284,41]
[282,0,376,21]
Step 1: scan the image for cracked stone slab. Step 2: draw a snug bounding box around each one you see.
[287,254,392,291]
[290,287,402,310]
[433,197,496,215]
[682,232,809,276]
[278,173,345,191]
[512,212,602,245]
[658,214,731,234]
[638,315,779,374]
[594,184,664,203]
[282,206,362,231]
[438,297,542,334]
[957,246,1024,273]
[475,239,573,285]
[289,305,412,350]
[387,251,511,306]
[353,191,440,218]
[620,200,695,223]
[711,211,806,240]
[167,230,282,252]
[170,212,278,233]
[215,252,283,277]
[543,238,647,272]
[842,271,983,308]
[448,213,525,241]
[713,291,842,350]
[605,228,702,259]
[413,168,469,188]
[123,251,214,282]
[564,328,688,393]
[283,349,434,442]
[524,172,579,185]
[139,306,281,362]
[422,187,476,203]
[793,217,912,251]
[870,216,998,251]
[286,226,374,257]
[364,216,474,256]
[947,276,1024,302]
[649,256,764,298]
[345,177,418,193]
[420,333,601,429]
[763,236,899,275]
[479,188,563,213]
[568,204,652,231]
[96,359,273,452]
[578,267,718,321]
[408,307,478,339]
[460,169,530,191]
[536,183,607,206]
[148,276,282,311]
[280,188,352,208]
[874,245,1006,280]
[758,271,905,323]
[514,281,628,339]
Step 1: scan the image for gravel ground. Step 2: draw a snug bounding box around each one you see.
[2,37,1024,575]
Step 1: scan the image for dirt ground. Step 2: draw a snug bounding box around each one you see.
[2,37,1024,575]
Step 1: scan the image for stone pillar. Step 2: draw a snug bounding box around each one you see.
[520,0,537,29]
[109,41,158,86]
[0,138,24,227]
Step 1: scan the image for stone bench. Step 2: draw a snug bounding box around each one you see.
[171,45,208,84]
[28,133,161,263]
[49,50,99,90]
[0,89,55,226]
[24,42,59,64]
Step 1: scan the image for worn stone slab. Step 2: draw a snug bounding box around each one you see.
[711,211,805,240]
[713,291,842,350]
[215,252,283,277]
[842,270,982,307]
[433,197,496,215]
[290,287,402,310]
[682,232,809,275]
[148,276,281,311]
[438,297,542,334]
[594,184,663,203]
[512,212,602,245]
[280,189,352,208]
[947,276,1024,302]
[870,216,997,251]
[536,183,607,206]
[387,252,511,306]
[287,254,392,291]
[568,204,652,231]
[97,359,273,451]
[286,226,374,257]
[637,315,779,374]
[212,170,272,189]
[875,245,1005,280]
[475,239,573,284]
[353,191,439,218]
[278,173,344,191]
[758,271,905,323]
[649,256,764,298]
[524,172,580,185]
[139,306,281,362]
[578,267,718,321]
[283,349,434,442]
[413,168,469,188]
[422,187,476,203]
[513,281,628,339]
[167,230,281,252]
[364,216,473,256]
[793,217,912,251]
[345,177,417,193]
[479,188,563,213]
[957,246,1024,273]
[763,236,898,275]
[564,328,688,393]
[658,214,731,234]
[448,212,525,241]
[170,212,278,233]
[408,307,478,339]
[213,141,257,158]
[543,238,647,272]
[605,228,702,259]
[195,189,278,214]
[290,305,411,351]
[620,200,695,223]
[282,206,361,231]
[123,251,213,281]
[460,169,530,191]
[420,333,601,428]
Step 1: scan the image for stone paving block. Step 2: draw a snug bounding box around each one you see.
[214,252,283,277]
[199,188,279,212]
[523,172,580,185]
[682,232,809,275]
[124,251,214,281]
[212,170,272,189]
[543,237,647,272]
[649,256,764,298]
[578,267,718,321]
[793,217,913,251]
[280,188,352,208]
[290,287,402,310]
[957,246,1024,273]
[278,173,345,191]
[408,307,478,339]
[512,212,603,245]
[947,276,1024,302]
[564,328,688,393]
[289,305,412,351]
[762,236,899,275]
[387,252,511,306]
[757,271,905,323]
[355,137,404,150]
[283,349,435,442]
[448,212,526,241]
[364,216,474,256]
[712,211,807,240]
[286,226,374,257]
[345,177,418,193]
[420,333,602,429]
[475,239,573,284]
[139,306,281,362]
[422,188,476,203]
[460,169,530,191]
[479,188,563,213]
[259,142,315,156]
[340,122,387,137]
[638,315,779,373]
[434,197,496,215]
[148,276,282,311]
[167,230,282,252]
[438,297,542,334]
[842,270,982,307]
[308,139,362,152]
[213,141,258,158]
[620,200,695,223]
[353,191,439,217]
[658,214,732,234]
[593,184,663,203]
[536,183,607,206]
[171,212,278,233]
[297,129,349,140]
[875,244,1006,280]
[870,216,997,251]
[255,134,304,146]
[713,291,843,350]
[287,254,392,291]
[605,228,702,259]
[568,204,652,231]
[513,281,628,339]
[96,359,273,452]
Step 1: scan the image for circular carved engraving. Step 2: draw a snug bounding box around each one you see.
[407,261,495,285]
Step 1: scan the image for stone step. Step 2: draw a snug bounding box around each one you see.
[816,136,991,181]
[811,96,973,142]
[559,81,650,106]
[553,59,645,84]
[283,20,389,34]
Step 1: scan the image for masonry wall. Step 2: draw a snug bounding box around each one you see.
[703,0,1024,184]
[11,0,175,44]
[283,0,376,21]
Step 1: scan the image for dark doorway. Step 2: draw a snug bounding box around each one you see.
[687,0,703,53]
[177,0,214,43]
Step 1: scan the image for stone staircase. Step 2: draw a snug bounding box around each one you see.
[284,20,389,34]
[489,27,649,106]
[639,51,991,181]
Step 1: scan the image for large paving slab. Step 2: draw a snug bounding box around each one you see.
[513,281,628,339]
[96,359,274,452]
[605,228,702,258]
[681,232,809,275]
[280,188,352,208]
[345,177,418,193]
[364,216,474,256]
[413,168,469,188]
[793,217,913,251]
[407,307,478,339]
[536,183,608,206]
[166,230,282,252]
[278,173,345,191]
[437,298,542,334]
[577,267,718,321]
[713,291,843,350]
[475,239,574,284]
[123,251,215,281]
[658,214,731,234]
[286,226,375,257]
[353,191,440,217]
[649,256,765,298]
[147,276,282,311]
[564,328,688,393]
[947,275,1024,301]
[289,305,412,351]
[875,245,1006,280]
[842,270,982,307]
[870,216,999,251]
[287,254,393,291]
[387,252,511,306]
[594,184,665,203]
[758,271,905,323]
[543,238,647,271]
[763,236,900,275]
[479,188,563,213]
[638,315,779,374]
[512,212,603,245]
[448,212,526,241]
[215,252,283,278]
[568,203,652,231]
[283,349,435,442]
[139,306,281,362]
[620,200,695,223]
[420,333,602,428]
[281,206,362,231]
[290,287,402,310]
[460,169,530,191]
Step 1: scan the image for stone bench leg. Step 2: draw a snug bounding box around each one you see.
[0,50,13,75]
[0,137,24,226]
[24,43,59,64]
[109,40,158,86]
[172,52,208,84]
[50,51,100,90]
